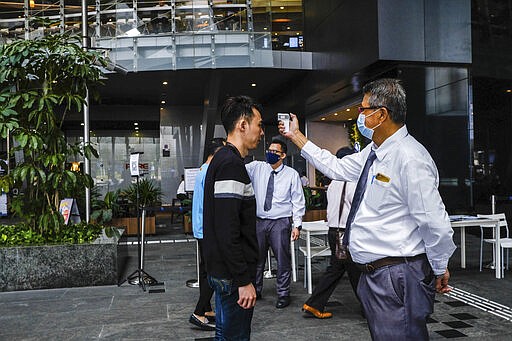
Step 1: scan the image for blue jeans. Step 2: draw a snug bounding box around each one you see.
[208,275,254,341]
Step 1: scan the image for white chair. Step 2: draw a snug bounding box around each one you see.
[500,240,512,277]
[298,235,331,289]
[477,213,511,272]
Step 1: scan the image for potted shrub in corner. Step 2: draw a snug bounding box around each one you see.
[302,186,327,222]
[0,34,125,292]
[111,178,163,236]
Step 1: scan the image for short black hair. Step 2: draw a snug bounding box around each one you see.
[336,146,355,159]
[221,95,263,134]
[270,138,287,154]
[206,137,225,156]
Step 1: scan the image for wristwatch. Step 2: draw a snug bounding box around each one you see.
[295,225,302,231]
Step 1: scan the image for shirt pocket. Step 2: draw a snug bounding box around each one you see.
[365,178,391,210]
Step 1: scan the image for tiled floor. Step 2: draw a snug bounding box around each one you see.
[1,221,512,340]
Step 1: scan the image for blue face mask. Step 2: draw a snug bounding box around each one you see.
[265,152,281,165]
[357,109,381,140]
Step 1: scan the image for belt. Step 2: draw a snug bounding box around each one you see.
[353,253,427,273]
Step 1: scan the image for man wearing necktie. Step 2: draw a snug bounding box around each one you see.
[246,138,305,309]
[279,79,456,341]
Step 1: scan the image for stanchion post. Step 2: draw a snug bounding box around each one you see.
[186,239,200,288]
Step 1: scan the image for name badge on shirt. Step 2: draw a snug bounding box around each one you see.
[375,173,391,183]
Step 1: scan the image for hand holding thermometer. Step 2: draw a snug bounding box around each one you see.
[277,113,290,133]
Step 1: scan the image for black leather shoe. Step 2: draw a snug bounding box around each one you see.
[189,314,216,331]
[276,296,290,309]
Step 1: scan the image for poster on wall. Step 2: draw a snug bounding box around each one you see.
[130,153,140,176]
[184,167,200,192]
[59,198,81,225]
[0,192,7,217]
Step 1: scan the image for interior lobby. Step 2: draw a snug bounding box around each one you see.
[1,0,512,339]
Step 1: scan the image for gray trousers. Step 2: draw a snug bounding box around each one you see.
[357,255,435,341]
[255,217,292,298]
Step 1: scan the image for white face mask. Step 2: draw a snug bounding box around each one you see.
[356,109,382,140]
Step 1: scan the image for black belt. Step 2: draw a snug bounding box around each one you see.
[353,253,427,273]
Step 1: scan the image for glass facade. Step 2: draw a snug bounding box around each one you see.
[0,1,305,71]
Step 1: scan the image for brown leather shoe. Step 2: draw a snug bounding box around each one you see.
[302,304,333,319]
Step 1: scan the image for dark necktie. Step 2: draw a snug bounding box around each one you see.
[264,170,277,211]
[342,150,377,246]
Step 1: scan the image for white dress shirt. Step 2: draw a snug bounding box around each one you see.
[301,125,456,275]
[326,180,356,229]
[245,161,305,228]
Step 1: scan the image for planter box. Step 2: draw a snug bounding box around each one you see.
[303,209,327,222]
[183,214,192,234]
[0,229,128,292]
[111,216,155,235]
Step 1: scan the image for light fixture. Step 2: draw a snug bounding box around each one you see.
[346,108,351,111]
[80,123,84,126]
[333,113,338,116]
[280,6,284,9]
[507,89,512,93]
[161,100,165,104]
[162,81,168,85]
[287,26,291,30]
[321,117,326,121]
[70,162,80,172]
[29,0,35,8]
[251,83,256,87]
[134,122,138,126]
[160,107,163,110]
[263,27,267,30]
[135,126,139,130]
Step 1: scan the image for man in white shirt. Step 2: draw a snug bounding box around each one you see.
[279,78,456,340]
[246,139,305,309]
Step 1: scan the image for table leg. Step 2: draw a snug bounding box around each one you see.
[461,226,466,269]
[495,221,502,279]
[307,232,312,294]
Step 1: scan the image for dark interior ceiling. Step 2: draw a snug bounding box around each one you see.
[91,67,313,124]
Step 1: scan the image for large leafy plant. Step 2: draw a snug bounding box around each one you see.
[0,34,105,238]
[120,178,163,216]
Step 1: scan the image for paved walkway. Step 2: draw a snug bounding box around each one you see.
[1,224,512,340]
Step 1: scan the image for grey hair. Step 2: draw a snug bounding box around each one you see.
[362,78,406,124]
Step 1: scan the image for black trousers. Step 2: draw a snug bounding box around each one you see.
[194,239,214,316]
[304,228,362,312]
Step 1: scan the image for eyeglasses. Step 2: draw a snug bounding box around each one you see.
[267,149,282,154]
[358,106,392,114]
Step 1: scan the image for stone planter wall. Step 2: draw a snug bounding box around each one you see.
[0,230,127,292]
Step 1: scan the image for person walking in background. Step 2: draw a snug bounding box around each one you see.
[245,139,305,309]
[203,95,263,340]
[177,174,187,201]
[280,78,456,340]
[302,147,362,319]
[189,138,225,331]
[300,171,309,187]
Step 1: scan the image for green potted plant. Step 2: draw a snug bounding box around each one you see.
[0,34,125,291]
[112,178,163,235]
[302,186,327,222]
[91,189,121,225]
